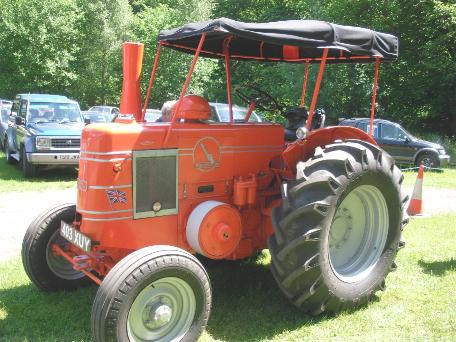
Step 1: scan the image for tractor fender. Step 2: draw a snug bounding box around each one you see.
[281,126,378,177]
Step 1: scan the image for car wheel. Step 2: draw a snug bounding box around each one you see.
[416,153,438,168]
[21,146,37,177]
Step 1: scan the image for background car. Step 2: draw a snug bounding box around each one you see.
[6,94,84,177]
[209,102,262,122]
[82,111,108,123]
[339,118,450,167]
[144,108,161,122]
[88,105,120,122]
[0,102,12,150]
[144,104,262,123]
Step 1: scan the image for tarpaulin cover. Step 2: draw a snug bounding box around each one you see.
[158,18,398,63]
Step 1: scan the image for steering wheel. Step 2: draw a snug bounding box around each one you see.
[234,85,282,113]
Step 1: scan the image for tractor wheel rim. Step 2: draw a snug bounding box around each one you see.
[127,277,196,342]
[329,185,389,283]
[45,230,86,280]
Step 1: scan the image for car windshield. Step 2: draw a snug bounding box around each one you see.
[28,102,82,123]
[213,105,261,122]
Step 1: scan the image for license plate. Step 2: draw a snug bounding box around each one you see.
[57,155,79,160]
[60,221,91,252]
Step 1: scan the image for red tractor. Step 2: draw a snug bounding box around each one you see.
[22,18,407,341]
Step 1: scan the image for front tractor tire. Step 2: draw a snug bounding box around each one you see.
[91,246,211,342]
[269,140,408,315]
[22,203,90,291]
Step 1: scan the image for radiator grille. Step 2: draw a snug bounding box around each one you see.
[133,149,178,218]
[51,138,80,149]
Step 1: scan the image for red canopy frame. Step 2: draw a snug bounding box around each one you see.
[300,61,310,108]
[141,43,162,121]
[163,33,207,145]
[141,37,381,142]
[369,58,380,137]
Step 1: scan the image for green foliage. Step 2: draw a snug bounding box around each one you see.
[131,0,216,108]
[0,0,80,95]
[321,0,456,136]
[0,0,454,137]
[71,0,133,107]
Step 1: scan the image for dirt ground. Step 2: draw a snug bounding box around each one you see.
[1,186,456,262]
[0,189,75,262]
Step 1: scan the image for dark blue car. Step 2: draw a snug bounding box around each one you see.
[5,94,84,177]
[339,118,450,168]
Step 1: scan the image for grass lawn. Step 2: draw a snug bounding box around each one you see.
[0,152,76,192]
[1,214,455,341]
[401,168,456,190]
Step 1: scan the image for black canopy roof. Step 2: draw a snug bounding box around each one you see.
[158,18,398,63]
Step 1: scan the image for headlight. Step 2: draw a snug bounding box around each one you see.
[438,148,446,155]
[36,137,51,150]
[296,126,308,140]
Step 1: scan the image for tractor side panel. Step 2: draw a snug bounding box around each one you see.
[77,122,284,259]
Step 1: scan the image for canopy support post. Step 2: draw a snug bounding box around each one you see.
[141,43,162,121]
[164,32,206,145]
[306,48,328,130]
[223,36,233,123]
[369,57,380,137]
[300,61,310,108]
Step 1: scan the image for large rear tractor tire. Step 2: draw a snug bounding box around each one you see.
[269,139,408,314]
[22,203,90,291]
[91,245,211,342]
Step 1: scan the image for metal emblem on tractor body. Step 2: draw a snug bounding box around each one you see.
[193,137,221,171]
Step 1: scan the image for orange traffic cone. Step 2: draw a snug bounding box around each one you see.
[407,164,424,216]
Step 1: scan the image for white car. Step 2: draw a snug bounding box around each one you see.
[144,103,262,123]
[88,106,120,121]
[209,102,262,122]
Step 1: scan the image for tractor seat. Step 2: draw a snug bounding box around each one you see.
[160,95,210,122]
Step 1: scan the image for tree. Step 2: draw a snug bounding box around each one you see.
[0,0,80,98]
[71,0,132,107]
[131,0,216,109]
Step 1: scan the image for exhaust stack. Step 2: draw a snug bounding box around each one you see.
[119,42,144,121]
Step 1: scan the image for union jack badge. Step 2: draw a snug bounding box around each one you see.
[106,189,127,207]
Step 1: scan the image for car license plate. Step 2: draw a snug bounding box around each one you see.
[58,155,79,160]
[60,221,91,252]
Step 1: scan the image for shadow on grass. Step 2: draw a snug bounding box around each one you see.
[418,258,456,276]
[0,283,96,341]
[0,154,77,183]
[202,258,377,341]
[0,258,377,341]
